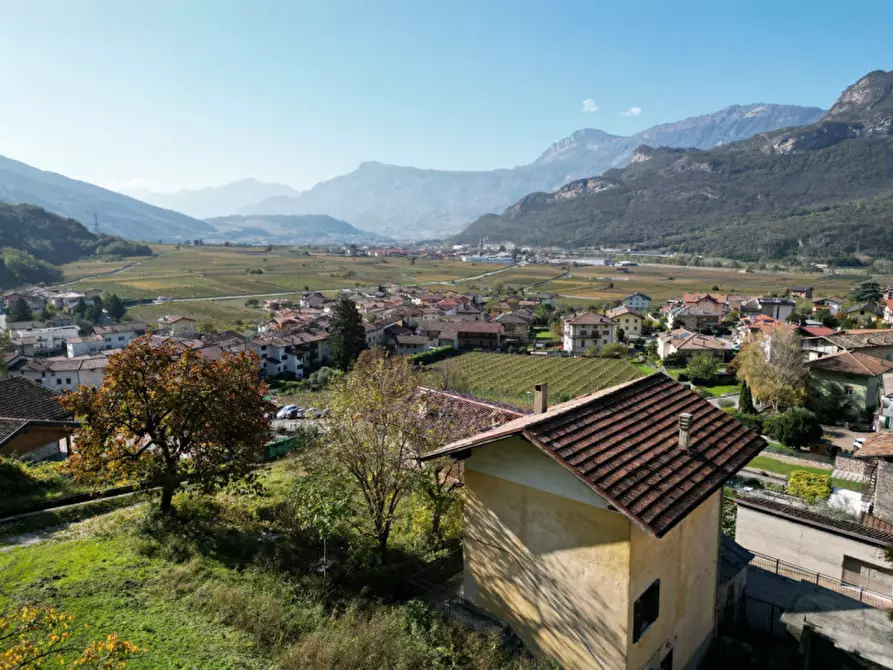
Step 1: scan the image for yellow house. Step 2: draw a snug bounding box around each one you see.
[424,373,764,670]
[606,305,646,339]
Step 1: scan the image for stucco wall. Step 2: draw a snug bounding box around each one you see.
[627,491,720,669]
[735,505,889,581]
[463,444,632,670]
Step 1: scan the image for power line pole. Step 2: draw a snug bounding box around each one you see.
[93,212,100,235]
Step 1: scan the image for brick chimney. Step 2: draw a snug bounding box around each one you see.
[678,413,693,450]
[534,383,548,414]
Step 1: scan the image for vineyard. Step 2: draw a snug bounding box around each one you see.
[425,352,644,410]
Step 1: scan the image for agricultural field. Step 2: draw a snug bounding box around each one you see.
[127,298,267,332]
[425,352,644,410]
[540,263,893,305]
[58,246,489,300]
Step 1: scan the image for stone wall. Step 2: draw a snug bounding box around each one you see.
[873,460,893,524]
[835,454,867,477]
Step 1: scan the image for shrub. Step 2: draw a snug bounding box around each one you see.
[597,342,630,359]
[717,398,735,409]
[662,352,687,368]
[683,353,721,382]
[763,407,822,448]
[787,470,832,503]
[409,345,459,365]
[734,412,764,435]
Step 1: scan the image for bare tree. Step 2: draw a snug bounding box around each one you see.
[736,325,809,411]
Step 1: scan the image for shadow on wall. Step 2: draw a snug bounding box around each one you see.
[463,481,628,669]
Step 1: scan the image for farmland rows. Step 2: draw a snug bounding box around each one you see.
[430,353,644,409]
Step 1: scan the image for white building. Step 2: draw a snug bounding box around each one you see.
[562,313,617,354]
[15,354,114,392]
[93,323,147,350]
[621,293,652,313]
[11,324,81,356]
[156,315,196,336]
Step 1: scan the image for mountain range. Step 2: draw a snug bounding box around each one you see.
[124,179,301,219]
[457,70,893,262]
[207,214,378,244]
[237,104,824,239]
[0,154,211,241]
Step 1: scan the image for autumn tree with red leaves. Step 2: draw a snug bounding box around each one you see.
[60,337,272,515]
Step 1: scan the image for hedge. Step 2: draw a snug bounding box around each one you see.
[409,345,459,365]
[787,470,832,503]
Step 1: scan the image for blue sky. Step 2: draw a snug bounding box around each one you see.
[0,0,890,192]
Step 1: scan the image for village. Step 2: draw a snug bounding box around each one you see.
[5,268,893,668]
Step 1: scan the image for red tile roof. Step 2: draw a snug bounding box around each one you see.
[854,432,893,459]
[799,326,836,338]
[423,373,765,537]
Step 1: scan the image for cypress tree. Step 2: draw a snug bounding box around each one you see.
[328,296,367,372]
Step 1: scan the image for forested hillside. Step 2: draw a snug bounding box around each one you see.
[0,203,151,288]
[458,70,893,262]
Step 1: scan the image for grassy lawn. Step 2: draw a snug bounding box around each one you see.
[425,352,643,410]
[0,459,92,516]
[699,384,741,397]
[746,454,862,492]
[0,458,541,669]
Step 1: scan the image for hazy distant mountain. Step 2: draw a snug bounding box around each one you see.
[207,214,380,244]
[241,104,825,239]
[457,70,893,262]
[0,154,211,241]
[125,178,301,219]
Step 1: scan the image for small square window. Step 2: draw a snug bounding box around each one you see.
[633,579,660,643]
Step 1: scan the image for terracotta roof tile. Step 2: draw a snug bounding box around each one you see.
[423,373,765,537]
[854,432,893,459]
[564,312,615,326]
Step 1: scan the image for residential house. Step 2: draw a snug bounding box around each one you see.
[798,325,839,360]
[494,312,532,344]
[736,315,783,343]
[844,302,884,326]
[666,305,722,332]
[806,350,893,413]
[15,354,113,392]
[65,335,106,358]
[364,318,401,349]
[390,334,429,356]
[11,324,80,356]
[813,296,845,316]
[156,315,196,336]
[0,376,77,459]
[606,306,645,339]
[789,286,814,300]
[92,323,147,351]
[421,374,765,670]
[657,329,735,362]
[420,321,504,351]
[562,313,617,354]
[455,304,484,322]
[249,333,305,379]
[48,291,87,312]
[682,292,727,315]
[299,292,329,309]
[824,330,893,362]
[436,298,462,316]
[621,293,651,313]
[756,297,796,322]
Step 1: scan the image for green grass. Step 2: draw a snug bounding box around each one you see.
[699,384,741,397]
[745,454,861,493]
[0,459,94,516]
[128,299,266,332]
[0,459,543,669]
[425,352,643,410]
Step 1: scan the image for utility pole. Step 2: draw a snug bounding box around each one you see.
[93,212,100,235]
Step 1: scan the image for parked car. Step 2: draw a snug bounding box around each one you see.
[853,438,866,451]
[276,405,298,419]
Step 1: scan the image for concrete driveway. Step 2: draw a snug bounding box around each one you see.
[823,425,869,453]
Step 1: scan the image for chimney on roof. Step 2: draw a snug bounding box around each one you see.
[678,413,693,450]
[534,383,548,414]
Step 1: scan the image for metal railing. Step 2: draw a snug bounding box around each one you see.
[749,550,893,610]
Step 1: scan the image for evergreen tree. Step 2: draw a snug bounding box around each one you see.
[9,297,32,322]
[851,280,883,303]
[328,296,366,371]
[74,297,88,318]
[106,293,127,321]
[739,381,756,414]
[85,295,104,323]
